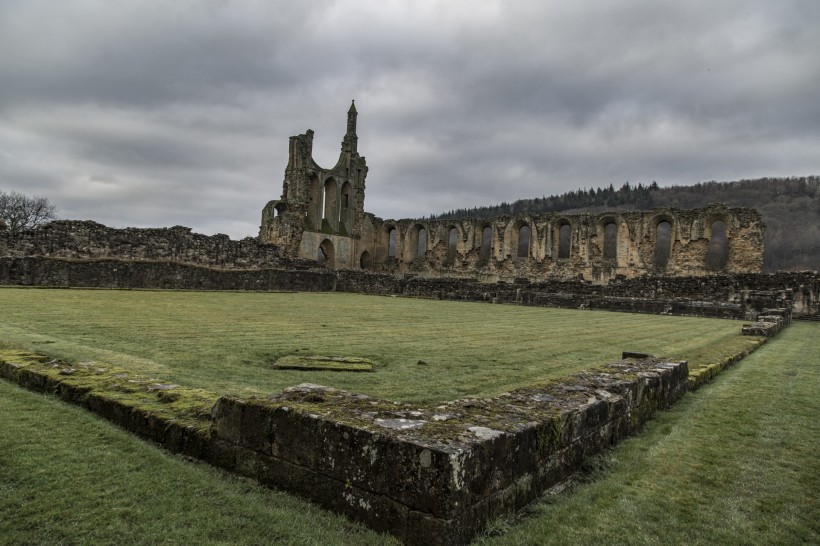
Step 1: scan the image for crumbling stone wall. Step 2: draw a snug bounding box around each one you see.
[258,106,765,283]
[357,204,764,283]
[0,220,282,269]
[397,271,818,319]
[0,349,691,546]
[0,257,335,292]
[259,101,368,270]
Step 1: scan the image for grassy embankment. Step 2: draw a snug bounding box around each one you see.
[1,320,816,544]
[0,288,761,404]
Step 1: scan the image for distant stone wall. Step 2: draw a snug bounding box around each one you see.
[397,271,819,319]
[358,203,765,284]
[0,219,815,317]
[0,257,335,292]
[0,220,287,269]
[259,108,766,284]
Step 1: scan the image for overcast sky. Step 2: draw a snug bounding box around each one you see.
[2,0,818,239]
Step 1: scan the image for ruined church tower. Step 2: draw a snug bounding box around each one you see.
[259,102,369,268]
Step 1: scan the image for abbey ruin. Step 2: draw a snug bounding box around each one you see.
[1,102,815,320]
[259,103,765,283]
[1,103,818,545]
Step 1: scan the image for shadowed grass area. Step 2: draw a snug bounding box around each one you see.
[0,288,762,404]
[0,380,398,546]
[477,322,820,545]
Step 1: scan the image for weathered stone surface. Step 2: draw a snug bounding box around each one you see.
[0,220,293,269]
[0,256,334,291]
[209,357,689,544]
[258,107,766,284]
[0,336,774,545]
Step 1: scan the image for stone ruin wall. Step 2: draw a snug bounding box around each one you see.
[0,220,291,270]
[257,106,765,284]
[1,347,691,545]
[356,203,764,284]
[258,101,368,271]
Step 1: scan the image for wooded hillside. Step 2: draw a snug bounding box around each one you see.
[428,177,819,272]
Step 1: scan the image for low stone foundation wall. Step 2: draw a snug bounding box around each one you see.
[0,256,816,320]
[211,358,688,544]
[1,348,690,545]
[397,271,819,319]
[0,257,334,292]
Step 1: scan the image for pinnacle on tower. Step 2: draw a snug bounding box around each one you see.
[347,100,357,135]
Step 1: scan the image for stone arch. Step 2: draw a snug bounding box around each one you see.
[307,174,321,229]
[516,222,531,258]
[317,238,335,268]
[415,225,427,258]
[388,227,398,258]
[555,219,572,259]
[479,224,493,264]
[273,202,288,218]
[706,220,729,270]
[652,216,674,271]
[340,181,353,234]
[360,250,373,270]
[446,226,458,266]
[400,224,426,261]
[376,224,397,262]
[599,216,618,260]
[323,177,338,231]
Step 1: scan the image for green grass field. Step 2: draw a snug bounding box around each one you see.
[0,288,761,404]
[1,317,816,545]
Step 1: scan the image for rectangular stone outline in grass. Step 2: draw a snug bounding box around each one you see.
[272,355,376,372]
[0,333,773,545]
[0,348,687,544]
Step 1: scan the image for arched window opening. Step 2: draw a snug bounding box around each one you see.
[339,181,353,233]
[317,239,335,268]
[603,222,618,260]
[558,224,571,259]
[654,221,672,270]
[479,226,492,262]
[416,228,427,258]
[517,225,530,258]
[388,228,397,258]
[360,250,373,270]
[706,221,729,270]
[446,227,458,266]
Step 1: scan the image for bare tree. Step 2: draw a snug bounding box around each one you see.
[0,191,58,234]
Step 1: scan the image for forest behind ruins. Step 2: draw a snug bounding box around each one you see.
[428,176,819,272]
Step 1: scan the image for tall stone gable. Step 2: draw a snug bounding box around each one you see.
[259,101,368,269]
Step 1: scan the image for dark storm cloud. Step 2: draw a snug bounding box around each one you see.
[1,0,818,237]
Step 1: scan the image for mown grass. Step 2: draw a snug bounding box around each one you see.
[0,288,761,404]
[0,319,815,545]
[478,322,820,545]
[0,380,398,546]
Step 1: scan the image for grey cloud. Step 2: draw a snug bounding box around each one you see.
[1,0,818,238]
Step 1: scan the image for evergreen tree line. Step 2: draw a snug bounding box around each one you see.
[424,176,819,272]
[428,181,660,221]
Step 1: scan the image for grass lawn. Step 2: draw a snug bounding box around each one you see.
[1,319,816,544]
[479,322,820,545]
[0,379,397,546]
[0,288,761,404]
